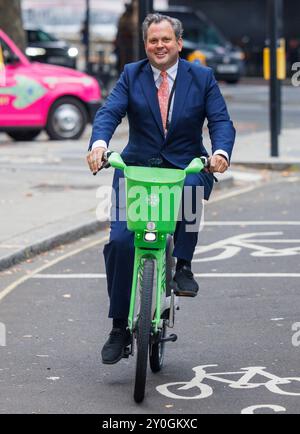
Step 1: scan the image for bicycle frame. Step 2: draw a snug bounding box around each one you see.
[129,236,167,333]
[107,152,205,336]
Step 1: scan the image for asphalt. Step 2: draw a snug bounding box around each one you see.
[1,176,300,413]
[0,110,299,271]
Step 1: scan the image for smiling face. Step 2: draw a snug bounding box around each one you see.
[144,20,183,71]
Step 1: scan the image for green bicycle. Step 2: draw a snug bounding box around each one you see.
[103,151,206,403]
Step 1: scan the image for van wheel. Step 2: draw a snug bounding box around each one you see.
[6,129,41,141]
[46,97,88,140]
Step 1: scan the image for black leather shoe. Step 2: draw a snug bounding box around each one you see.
[173,265,199,297]
[101,328,131,364]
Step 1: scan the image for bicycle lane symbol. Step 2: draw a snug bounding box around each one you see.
[156,364,300,400]
[193,232,300,262]
[241,404,286,414]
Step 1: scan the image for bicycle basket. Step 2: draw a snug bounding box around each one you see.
[124,166,185,233]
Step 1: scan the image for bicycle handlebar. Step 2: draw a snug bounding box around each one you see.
[102,150,113,169]
[101,150,210,171]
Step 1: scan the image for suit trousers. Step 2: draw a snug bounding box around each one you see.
[103,162,214,319]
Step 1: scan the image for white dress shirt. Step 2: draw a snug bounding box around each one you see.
[91,59,229,162]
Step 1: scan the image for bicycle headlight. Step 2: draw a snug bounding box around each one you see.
[144,232,157,242]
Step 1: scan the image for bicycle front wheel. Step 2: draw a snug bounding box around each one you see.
[149,316,167,373]
[134,259,154,403]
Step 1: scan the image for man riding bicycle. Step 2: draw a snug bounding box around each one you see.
[86,13,235,365]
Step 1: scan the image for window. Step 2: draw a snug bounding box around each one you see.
[184,24,225,46]
[0,39,20,64]
[27,30,58,43]
[169,12,226,47]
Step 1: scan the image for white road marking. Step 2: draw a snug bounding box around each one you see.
[0,236,108,303]
[32,273,106,279]
[241,240,300,243]
[194,232,300,262]
[209,185,259,203]
[0,244,24,248]
[0,322,6,346]
[203,221,300,226]
[196,273,300,277]
[241,405,286,414]
[31,272,300,279]
[156,364,300,400]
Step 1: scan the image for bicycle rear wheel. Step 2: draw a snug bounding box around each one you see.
[134,258,154,403]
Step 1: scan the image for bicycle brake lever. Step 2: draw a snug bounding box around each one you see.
[93,150,113,174]
[102,150,114,169]
[92,150,112,175]
[201,156,218,182]
[200,156,209,168]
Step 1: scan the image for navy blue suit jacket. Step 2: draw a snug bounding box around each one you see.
[89,58,235,169]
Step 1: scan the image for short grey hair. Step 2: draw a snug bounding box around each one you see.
[142,13,183,42]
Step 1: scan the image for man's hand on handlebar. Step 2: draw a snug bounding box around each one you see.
[86,147,107,175]
[208,154,228,174]
[86,149,228,175]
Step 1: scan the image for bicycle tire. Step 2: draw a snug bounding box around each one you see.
[149,318,167,373]
[134,259,154,403]
[150,236,175,373]
[166,235,175,297]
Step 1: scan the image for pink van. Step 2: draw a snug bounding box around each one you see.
[0,29,101,141]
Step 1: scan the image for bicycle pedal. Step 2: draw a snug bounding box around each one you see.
[160,333,177,343]
[122,346,131,358]
[174,289,197,297]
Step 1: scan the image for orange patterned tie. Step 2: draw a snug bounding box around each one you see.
[157,71,170,134]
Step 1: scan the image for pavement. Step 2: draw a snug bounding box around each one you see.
[0,111,299,272]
